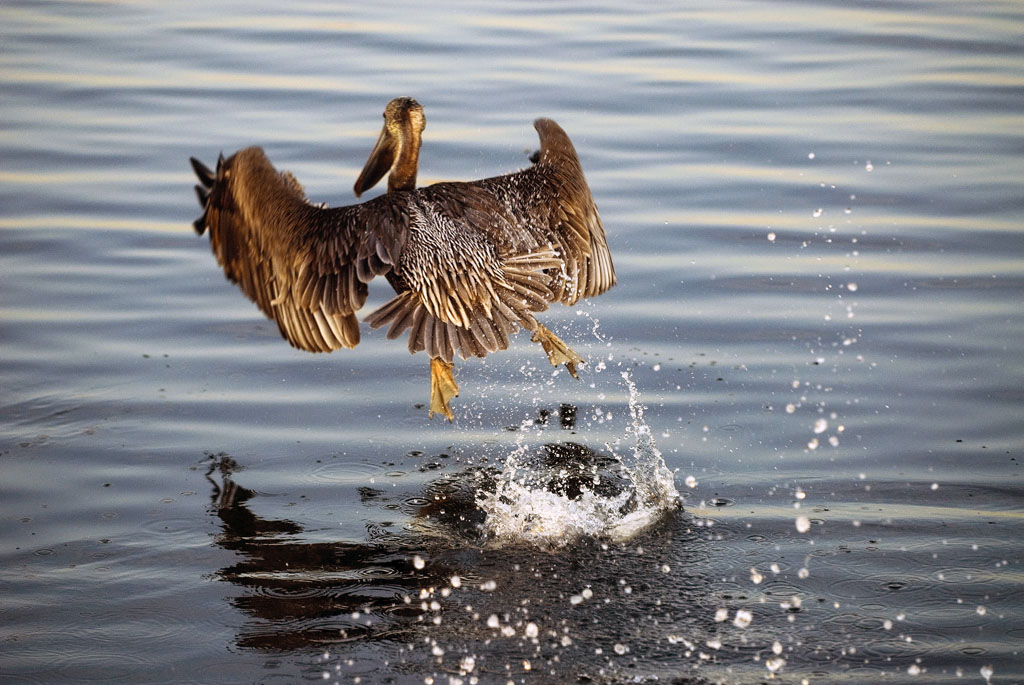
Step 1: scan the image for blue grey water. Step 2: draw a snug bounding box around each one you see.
[2,1,1022,683]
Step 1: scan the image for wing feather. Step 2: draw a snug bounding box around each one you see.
[190,147,409,353]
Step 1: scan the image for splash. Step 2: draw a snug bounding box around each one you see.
[575,303,608,343]
[477,371,679,547]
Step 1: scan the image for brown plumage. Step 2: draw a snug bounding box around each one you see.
[190,98,615,419]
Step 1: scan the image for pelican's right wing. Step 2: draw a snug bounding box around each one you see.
[190,147,408,353]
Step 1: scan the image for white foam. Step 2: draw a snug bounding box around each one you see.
[477,371,680,547]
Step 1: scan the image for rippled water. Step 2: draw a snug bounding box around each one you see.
[3,1,1023,683]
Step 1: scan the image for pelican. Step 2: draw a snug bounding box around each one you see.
[190,97,615,420]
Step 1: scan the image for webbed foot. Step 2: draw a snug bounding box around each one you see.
[429,358,459,421]
[531,324,584,379]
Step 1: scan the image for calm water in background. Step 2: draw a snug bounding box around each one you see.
[2,1,1023,683]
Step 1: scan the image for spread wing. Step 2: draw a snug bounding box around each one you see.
[429,118,615,307]
[190,147,404,353]
[527,118,616,305]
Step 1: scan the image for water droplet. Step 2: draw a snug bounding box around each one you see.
[685,475,697,488]
[812,208,823,218]
[976,605,987,616]
[796,516,811,533]
[847,282,858,292]
[766,657,786,673]
[733,610,753,628]
[907,664,920,676]
[813,418,828,434]
[613,643,627,655]
[525,622,539,638]
[772,640,783,655]
[808,152,815,159]
[865,161,874,172]
[981,665,994,683]
[714,608,728,622]
[450,575,461,588]
[767,232,776,242]
[412,555,425,570]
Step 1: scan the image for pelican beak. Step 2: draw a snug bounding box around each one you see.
[353,124,396,198]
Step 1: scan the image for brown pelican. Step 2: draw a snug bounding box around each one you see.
[190,97,615,421]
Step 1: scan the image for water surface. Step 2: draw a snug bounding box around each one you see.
[2,1,1023,683]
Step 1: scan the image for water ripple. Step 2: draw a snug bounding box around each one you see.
[2,0,1023,682]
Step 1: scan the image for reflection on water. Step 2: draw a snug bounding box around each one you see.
[205,450,711,681]
[207,456,430,651]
